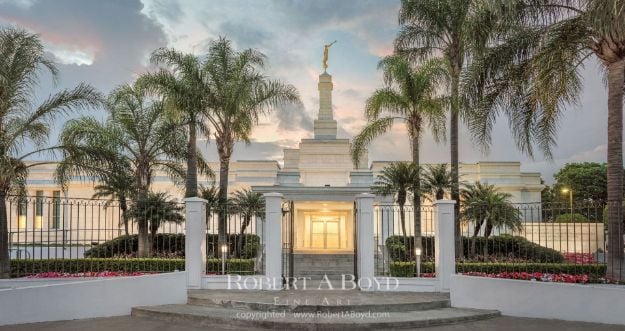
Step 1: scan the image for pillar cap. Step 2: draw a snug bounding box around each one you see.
[184,197,208,203]
[433,199,456,205]
[355,193,375,199]
[263,192,284,198]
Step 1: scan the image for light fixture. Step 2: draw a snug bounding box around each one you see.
[415,247,422,256]
[415,247,422,278]
[221,244,228,253]
[561,188,570,193]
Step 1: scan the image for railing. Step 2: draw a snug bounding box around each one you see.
[6,195,186,277]
[373,204,435,277]
[457,201,624,284]
[204,204,264,275]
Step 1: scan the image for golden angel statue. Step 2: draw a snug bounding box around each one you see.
[323,40,337,70]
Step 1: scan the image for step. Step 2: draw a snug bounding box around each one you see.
[132,304,500,330]
[187,290,450,313]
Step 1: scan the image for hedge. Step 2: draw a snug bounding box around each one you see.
[388,261,607,277]
[385,236,435,261]
[461,235,565,263]
[555,213,589,223]
[84,233,260,259]
[10,258,255,278]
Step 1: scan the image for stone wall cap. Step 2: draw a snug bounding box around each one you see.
[433,199,456,205]
[184,197,208,203]
[263,192,284,198]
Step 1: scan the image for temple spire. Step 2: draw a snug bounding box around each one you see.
[313,72,337,139]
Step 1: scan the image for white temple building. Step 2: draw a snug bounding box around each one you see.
[17,70,545,273]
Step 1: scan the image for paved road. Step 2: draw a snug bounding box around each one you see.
[1,316,624,331]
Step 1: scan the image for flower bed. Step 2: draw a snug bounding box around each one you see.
[462,271,590,283]
[563,252,595,264]
[26,271,152,278]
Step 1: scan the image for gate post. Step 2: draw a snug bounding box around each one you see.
[434,199,456,292]
[264,192,283,290]
[355,193,375,289]
[184,197,208,289]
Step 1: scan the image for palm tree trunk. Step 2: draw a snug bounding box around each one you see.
[237,216,251,258]
[120,198,129,236]
[399,204,407,237]
[470,220,483,258]
[606,58,625,281]
[0,193,10,279]
[185,119,198,198]
[450,66,462,258]
[136,169,150,258]
[217,140,232,252]
[411,134,422,252]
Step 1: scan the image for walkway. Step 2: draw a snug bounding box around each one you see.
[2,315,624,331]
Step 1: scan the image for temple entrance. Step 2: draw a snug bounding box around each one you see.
[310,215,340,249]
[294,202,353,253]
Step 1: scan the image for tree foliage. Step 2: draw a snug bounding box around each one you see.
[0,27,102,278]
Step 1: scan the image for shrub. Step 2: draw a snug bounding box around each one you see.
[461,235,564,263]
[386,235,564,263]
[10,258,255,278]
[555,213,589,223]
[389,261,434,277]
[388,261,606,278]
[85,233,260,259]
[385,236,435,262]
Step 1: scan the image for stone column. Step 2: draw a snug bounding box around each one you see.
[356,193,375,289]
[184,197,207,289]
[264,193,283,290]
[434,199,456,292]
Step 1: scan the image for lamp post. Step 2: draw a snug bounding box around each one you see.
[561,188,573,222]
[415,247,422,277]
[221,244,228,275]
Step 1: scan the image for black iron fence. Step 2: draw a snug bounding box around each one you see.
[205,204,264,275]
[374,204,435,277]
[6,195,186,277]
[457,201,624,284]
[6,195,266,278]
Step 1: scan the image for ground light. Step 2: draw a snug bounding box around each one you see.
[220,244,228,275]
[415,247,422,277]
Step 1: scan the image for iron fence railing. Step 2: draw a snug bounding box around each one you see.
[204,204,264,276]
[457,201,624,284]
[6,195,186,277]
[374,204,435,277]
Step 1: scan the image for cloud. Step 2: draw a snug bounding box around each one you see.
[275,102,314,133]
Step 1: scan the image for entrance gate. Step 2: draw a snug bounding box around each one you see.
[281,201,294,286]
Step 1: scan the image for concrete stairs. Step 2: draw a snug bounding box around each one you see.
[293,253,354,280]
[131,290,500,330]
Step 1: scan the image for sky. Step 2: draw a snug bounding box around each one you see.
[0,0,613,184]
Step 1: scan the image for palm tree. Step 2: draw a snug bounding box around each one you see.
[202,38,299,247]
[199,184,221,215]
[464,0,625,280]
[372,162,420,238]
[139,49,213,198]
[352,55,447,250]
[461,182,522,258]
[127,192,184,238]
[421,164,453,201]
[57,82,194,257]
[230,188,265,257]
[395,0,506,256]
[0,27,102,278]
[91,162,136,236]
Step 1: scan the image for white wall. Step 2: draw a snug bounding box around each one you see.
[451,275,625,325]
[0,272,187,326]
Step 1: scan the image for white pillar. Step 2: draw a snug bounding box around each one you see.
[184,197,207,289]
[263,193,283,290]
[356,193,375,289]
[434,199,456,292]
